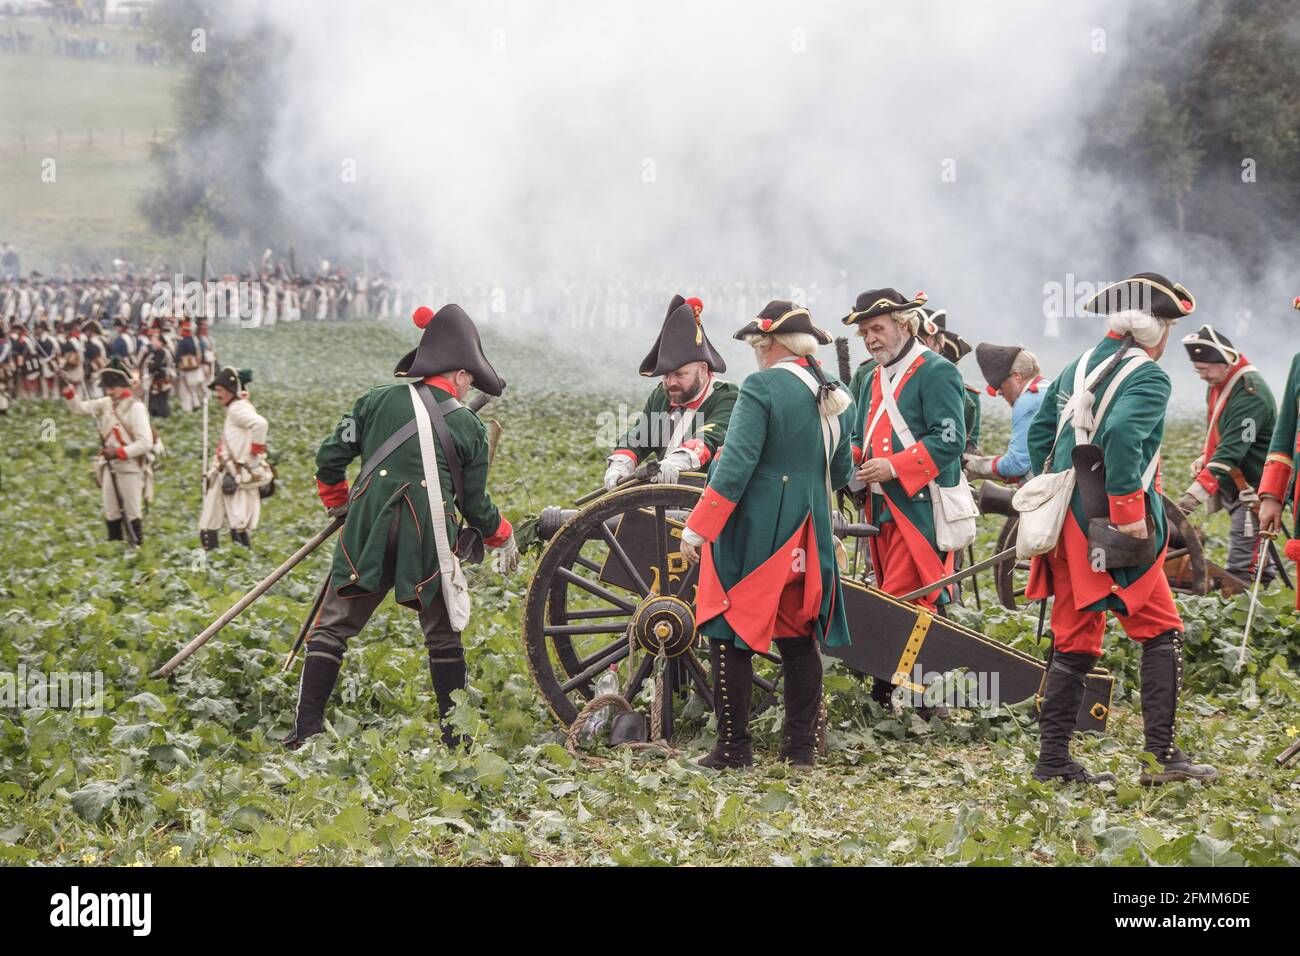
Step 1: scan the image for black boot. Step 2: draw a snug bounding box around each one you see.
[1032,650,1116,784]
[200,529,219,551]
[698,639,754,769]
[106,519,124,542]
[869,676,896,712]
[127,519,143,547]
[230,529,251,547]
[428,649,470,749]
[284,652,342,750]
[775,637,822,768]
[1138,631,1217,785]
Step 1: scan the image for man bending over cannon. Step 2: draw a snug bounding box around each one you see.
[1025,273,1216,786]
[286,304,520,750]
[844,288,969,710]
[964,343,1049,484]
[603,295,736,490]
[1176,325,1276,587]
[678,301,855,769]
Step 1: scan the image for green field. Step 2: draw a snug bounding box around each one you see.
[1,323,1297,866]
[0,34,180,267]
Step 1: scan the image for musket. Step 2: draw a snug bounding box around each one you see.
[897,546,1016,603]
[152,515,345,677]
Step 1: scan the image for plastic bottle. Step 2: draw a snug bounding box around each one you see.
[585,664,622,737]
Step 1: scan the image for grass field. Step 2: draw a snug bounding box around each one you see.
[0,29,180,268]
[1,322,1298,866]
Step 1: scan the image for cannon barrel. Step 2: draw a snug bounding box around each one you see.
[978,480,1017,517]
[538,506,581,541]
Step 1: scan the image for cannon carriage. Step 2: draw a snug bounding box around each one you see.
[522,474,1113,747]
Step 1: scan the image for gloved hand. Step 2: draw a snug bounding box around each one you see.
[962,454,999,481]
[492,533,521,574]
[654,449,698,485]
[603,455,635,491]
[1179,481,1209,515]
[1189,455,1205,479]
[679,526,704,565]
[326,502,350,518]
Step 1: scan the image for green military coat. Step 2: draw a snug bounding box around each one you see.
[1260,351,1300,550]
[1025,333,1170,614]
[315,381,504,611]
[613,378,736,467]
[1192,356,1275,497]
[852,342,968,598]
[685,359,855,653]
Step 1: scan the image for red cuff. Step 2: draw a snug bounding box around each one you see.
[686,485,737,543]
[485,515,513,548]
[889,442,940,495]
[852,444,864,464]
[1259,457,1293,501]
[115,447,128,461]
[611,449,638,465]
[1195,467,1219,495]
[251,442,267,456]
[317,478,350,508]
[679,437,712,466]
[1108,490,1146,526]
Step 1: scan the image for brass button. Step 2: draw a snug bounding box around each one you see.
[417,585,423,592]
[782,475,788,482]
[379,469,388,477]
[349,573,357,581]
[1110,584,1119,592]
[420,479,427,487]
[710,501,717,507]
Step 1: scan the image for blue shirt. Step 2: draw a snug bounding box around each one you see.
[996,377,1049,480]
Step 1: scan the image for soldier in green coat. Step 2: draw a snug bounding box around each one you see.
[286,304,519,750]
[1026,273,1216,786]
[1176,325,1276,584]
[604,295,736,488]
[679,301,855,769]
[1259,297,1300,605]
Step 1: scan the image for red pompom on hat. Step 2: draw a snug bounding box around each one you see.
[686,297,703,313]
[1292,296,1300,311]
[986,385,998,397]
[412,306,435,329]
[1180,299,1194,313]
[1285,538,1300,563]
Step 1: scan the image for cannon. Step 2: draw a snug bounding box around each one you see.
[974,480,1243,609]
[522,475,1114,745]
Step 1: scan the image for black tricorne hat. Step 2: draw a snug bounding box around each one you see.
[394,304,506,396]
[975,343,1023,392]
[639,295,726,376]
[842,288,927,325]
[1083,272,1195,319]
[922,308,972,363]
[1181,325,1238,365]
[733,301,833,344]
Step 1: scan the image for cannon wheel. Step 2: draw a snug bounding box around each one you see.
[522,483,784,741]
[992,492,1208,610]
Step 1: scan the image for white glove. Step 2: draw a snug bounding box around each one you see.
[492,533,520,575]
[603,455,635,491]
[679,526,705,565]
[1190,455,1205,479]
[655,448,699,485]
[963,454,999,481]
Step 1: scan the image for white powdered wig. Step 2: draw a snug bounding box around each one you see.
[1107,309,1175,348]
[893,307,924,336]
[745,332,851,417]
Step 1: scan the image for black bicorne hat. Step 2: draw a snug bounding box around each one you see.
[975,343,1023,393]
[1181,324,1238,365]
[97,367,131,390]
[210,365,252,393]
[394,304,506,396]
[733,301,833,344]
[639,295,726,376]
[842,288,927,325]
[1083,272,1195,319]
